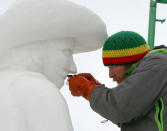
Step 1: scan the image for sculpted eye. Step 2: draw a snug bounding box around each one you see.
[62,48,73,57]
[63,51,70,57]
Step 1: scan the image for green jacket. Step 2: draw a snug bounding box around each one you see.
[90,46,167,131]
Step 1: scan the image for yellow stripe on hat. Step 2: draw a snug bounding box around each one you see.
[103,44,150,58]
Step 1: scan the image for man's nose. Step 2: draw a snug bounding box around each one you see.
[109,69,115,78]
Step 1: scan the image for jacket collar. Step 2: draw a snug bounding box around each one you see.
[124,45,167,78]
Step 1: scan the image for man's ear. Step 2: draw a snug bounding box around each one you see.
[125,64,133,70]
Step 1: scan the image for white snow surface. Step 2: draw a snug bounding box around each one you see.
[0,39,78,131]
[0,71,74,131]
[0,0,107,130]
[0,0,107,53]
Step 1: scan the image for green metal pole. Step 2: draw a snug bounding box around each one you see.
[156,0,167,4]
[148,0,157,49]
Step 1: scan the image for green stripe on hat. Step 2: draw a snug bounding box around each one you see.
[103,31,146,50]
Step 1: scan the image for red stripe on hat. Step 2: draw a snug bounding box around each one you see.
[103,51,149,65]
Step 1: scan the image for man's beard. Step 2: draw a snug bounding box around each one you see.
[113,77,124,84]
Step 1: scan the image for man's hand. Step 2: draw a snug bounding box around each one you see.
[68,75,97,100]
[77,73,105,86]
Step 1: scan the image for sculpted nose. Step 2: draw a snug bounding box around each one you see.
[69,59,77,74]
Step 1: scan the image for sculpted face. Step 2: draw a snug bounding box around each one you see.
[42,39,77,89]
[0,39,77,89]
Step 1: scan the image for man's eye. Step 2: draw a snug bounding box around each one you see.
[110,66,116,70]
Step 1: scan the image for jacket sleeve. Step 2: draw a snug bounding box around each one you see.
[89,54,167,125]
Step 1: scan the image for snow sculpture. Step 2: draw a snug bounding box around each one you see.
[0,0,107,130]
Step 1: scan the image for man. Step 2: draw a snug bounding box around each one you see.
[68,31,167,131]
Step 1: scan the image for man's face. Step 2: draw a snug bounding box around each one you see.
[108,65,129,84]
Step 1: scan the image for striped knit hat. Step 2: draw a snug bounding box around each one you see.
[102,31,150,66]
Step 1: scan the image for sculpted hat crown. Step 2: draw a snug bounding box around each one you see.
[102,31,150,65]
[0,0,107,53]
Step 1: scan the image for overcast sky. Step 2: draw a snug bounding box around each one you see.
[0,0,167,131]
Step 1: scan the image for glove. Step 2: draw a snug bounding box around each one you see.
[68,75,97,100]
[77,73,105,86]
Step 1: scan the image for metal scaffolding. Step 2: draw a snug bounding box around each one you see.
[147,0,167,49]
